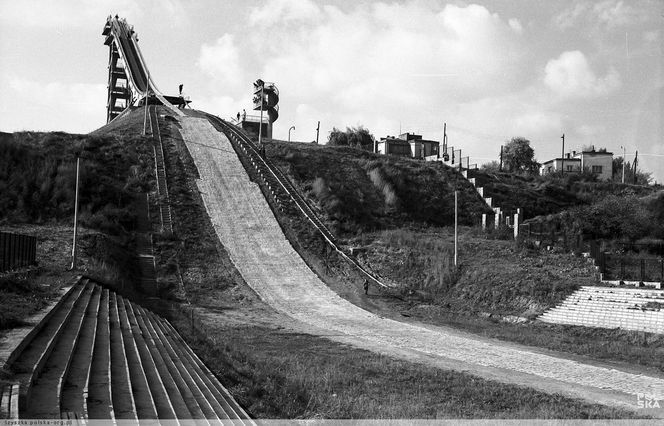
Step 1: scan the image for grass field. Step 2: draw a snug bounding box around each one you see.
[170,311,642,419]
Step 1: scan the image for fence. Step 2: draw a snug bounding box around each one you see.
[589,240,663,283]
[0,231,37,273]
[518,221,584,251]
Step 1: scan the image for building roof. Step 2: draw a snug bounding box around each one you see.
[541,157,581,165]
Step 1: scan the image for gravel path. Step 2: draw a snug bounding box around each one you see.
[179,116,664,414]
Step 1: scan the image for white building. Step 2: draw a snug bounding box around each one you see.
[540,147,613,181]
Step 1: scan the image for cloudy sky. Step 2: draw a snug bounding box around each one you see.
[1,0,662,181]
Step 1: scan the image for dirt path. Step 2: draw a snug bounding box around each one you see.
[179,116,664,416]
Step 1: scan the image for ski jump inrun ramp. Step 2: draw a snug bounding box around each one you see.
[178,115,664,415]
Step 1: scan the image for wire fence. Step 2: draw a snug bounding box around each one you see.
[0,231,37,273]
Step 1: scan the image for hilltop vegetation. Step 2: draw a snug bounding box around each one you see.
[267,141,491,235]
[0,130,154,235]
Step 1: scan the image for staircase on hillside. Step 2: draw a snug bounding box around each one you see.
[135,193,158,296]
[149,106,174,234]
[539,286,664,334]
[0,278,252,422]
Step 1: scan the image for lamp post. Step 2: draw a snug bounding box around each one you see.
[288,126,295,142]
[258,82,265,147]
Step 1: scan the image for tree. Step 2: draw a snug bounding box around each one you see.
[480,160,500,172]
[502,137,539,174]
[611,157,653,185]
[328,126,375,150]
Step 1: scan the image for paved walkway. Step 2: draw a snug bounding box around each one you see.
[179,116,664,414]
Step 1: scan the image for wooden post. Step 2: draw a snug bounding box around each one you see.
[70,155,81,270]
[454,191,458,267]
[513,213,519,240]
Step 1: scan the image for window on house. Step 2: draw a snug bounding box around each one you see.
[388,144,411,155]
[566,165,574,172]
[591,165,602,174]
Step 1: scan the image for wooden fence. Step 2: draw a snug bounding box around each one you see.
[0,231,37,273]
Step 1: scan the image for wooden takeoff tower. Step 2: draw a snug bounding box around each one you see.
[104,41,132,123]
[102,15,183,124]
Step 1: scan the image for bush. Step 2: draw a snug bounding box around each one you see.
[571,195,657,241]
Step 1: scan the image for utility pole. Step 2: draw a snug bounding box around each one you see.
[454,191,458,267]
[621,145,626,183]
[70,155,81,270]
[561,133,565,176]
[499,145,503,171]
[316,121,320,144]
[633,150,639,184]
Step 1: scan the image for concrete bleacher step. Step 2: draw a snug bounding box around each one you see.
[140,306,221,420]
[10,280,89,413]
[60,284,102,416]
[114,294,157,420]
[540,285,664,333]
[119,296,176,420]
[3,276,253,421]
[85,288,114,419]
[143,306,232,420]
[158,317,252,421]
[0,384,19,419]
[129,302,205,420]
[125,299,192,419]
[26,282,96,418]
[108,292,138,419]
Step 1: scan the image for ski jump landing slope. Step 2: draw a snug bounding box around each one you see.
[179,116,664,413]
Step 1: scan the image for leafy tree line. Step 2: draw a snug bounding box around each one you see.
[0,131,154,235]
[327,126,375,150]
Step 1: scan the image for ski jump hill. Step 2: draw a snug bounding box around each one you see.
[2,15,664,421]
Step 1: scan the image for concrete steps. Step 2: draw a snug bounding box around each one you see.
[539,286,664,333]
[2,278,251,421]
[149,111,174,234]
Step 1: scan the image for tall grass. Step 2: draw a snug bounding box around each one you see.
[367,167,398,208]
[372,229,459,295]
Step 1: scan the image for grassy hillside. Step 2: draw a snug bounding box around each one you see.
[0,130,154,234]
[0,126,154,334]
[469,168,659,220]
[267,141,491,235]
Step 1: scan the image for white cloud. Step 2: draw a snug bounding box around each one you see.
[0,0,139,28]
[0,76,106,133]
[248,0,320,26]
[0,0,188,29]
[553,0,648,30]
[197,34,244,89]
[544,51,621,98]
[508,18,523,34]
[592,0,637,28]
[244,2,525,117]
